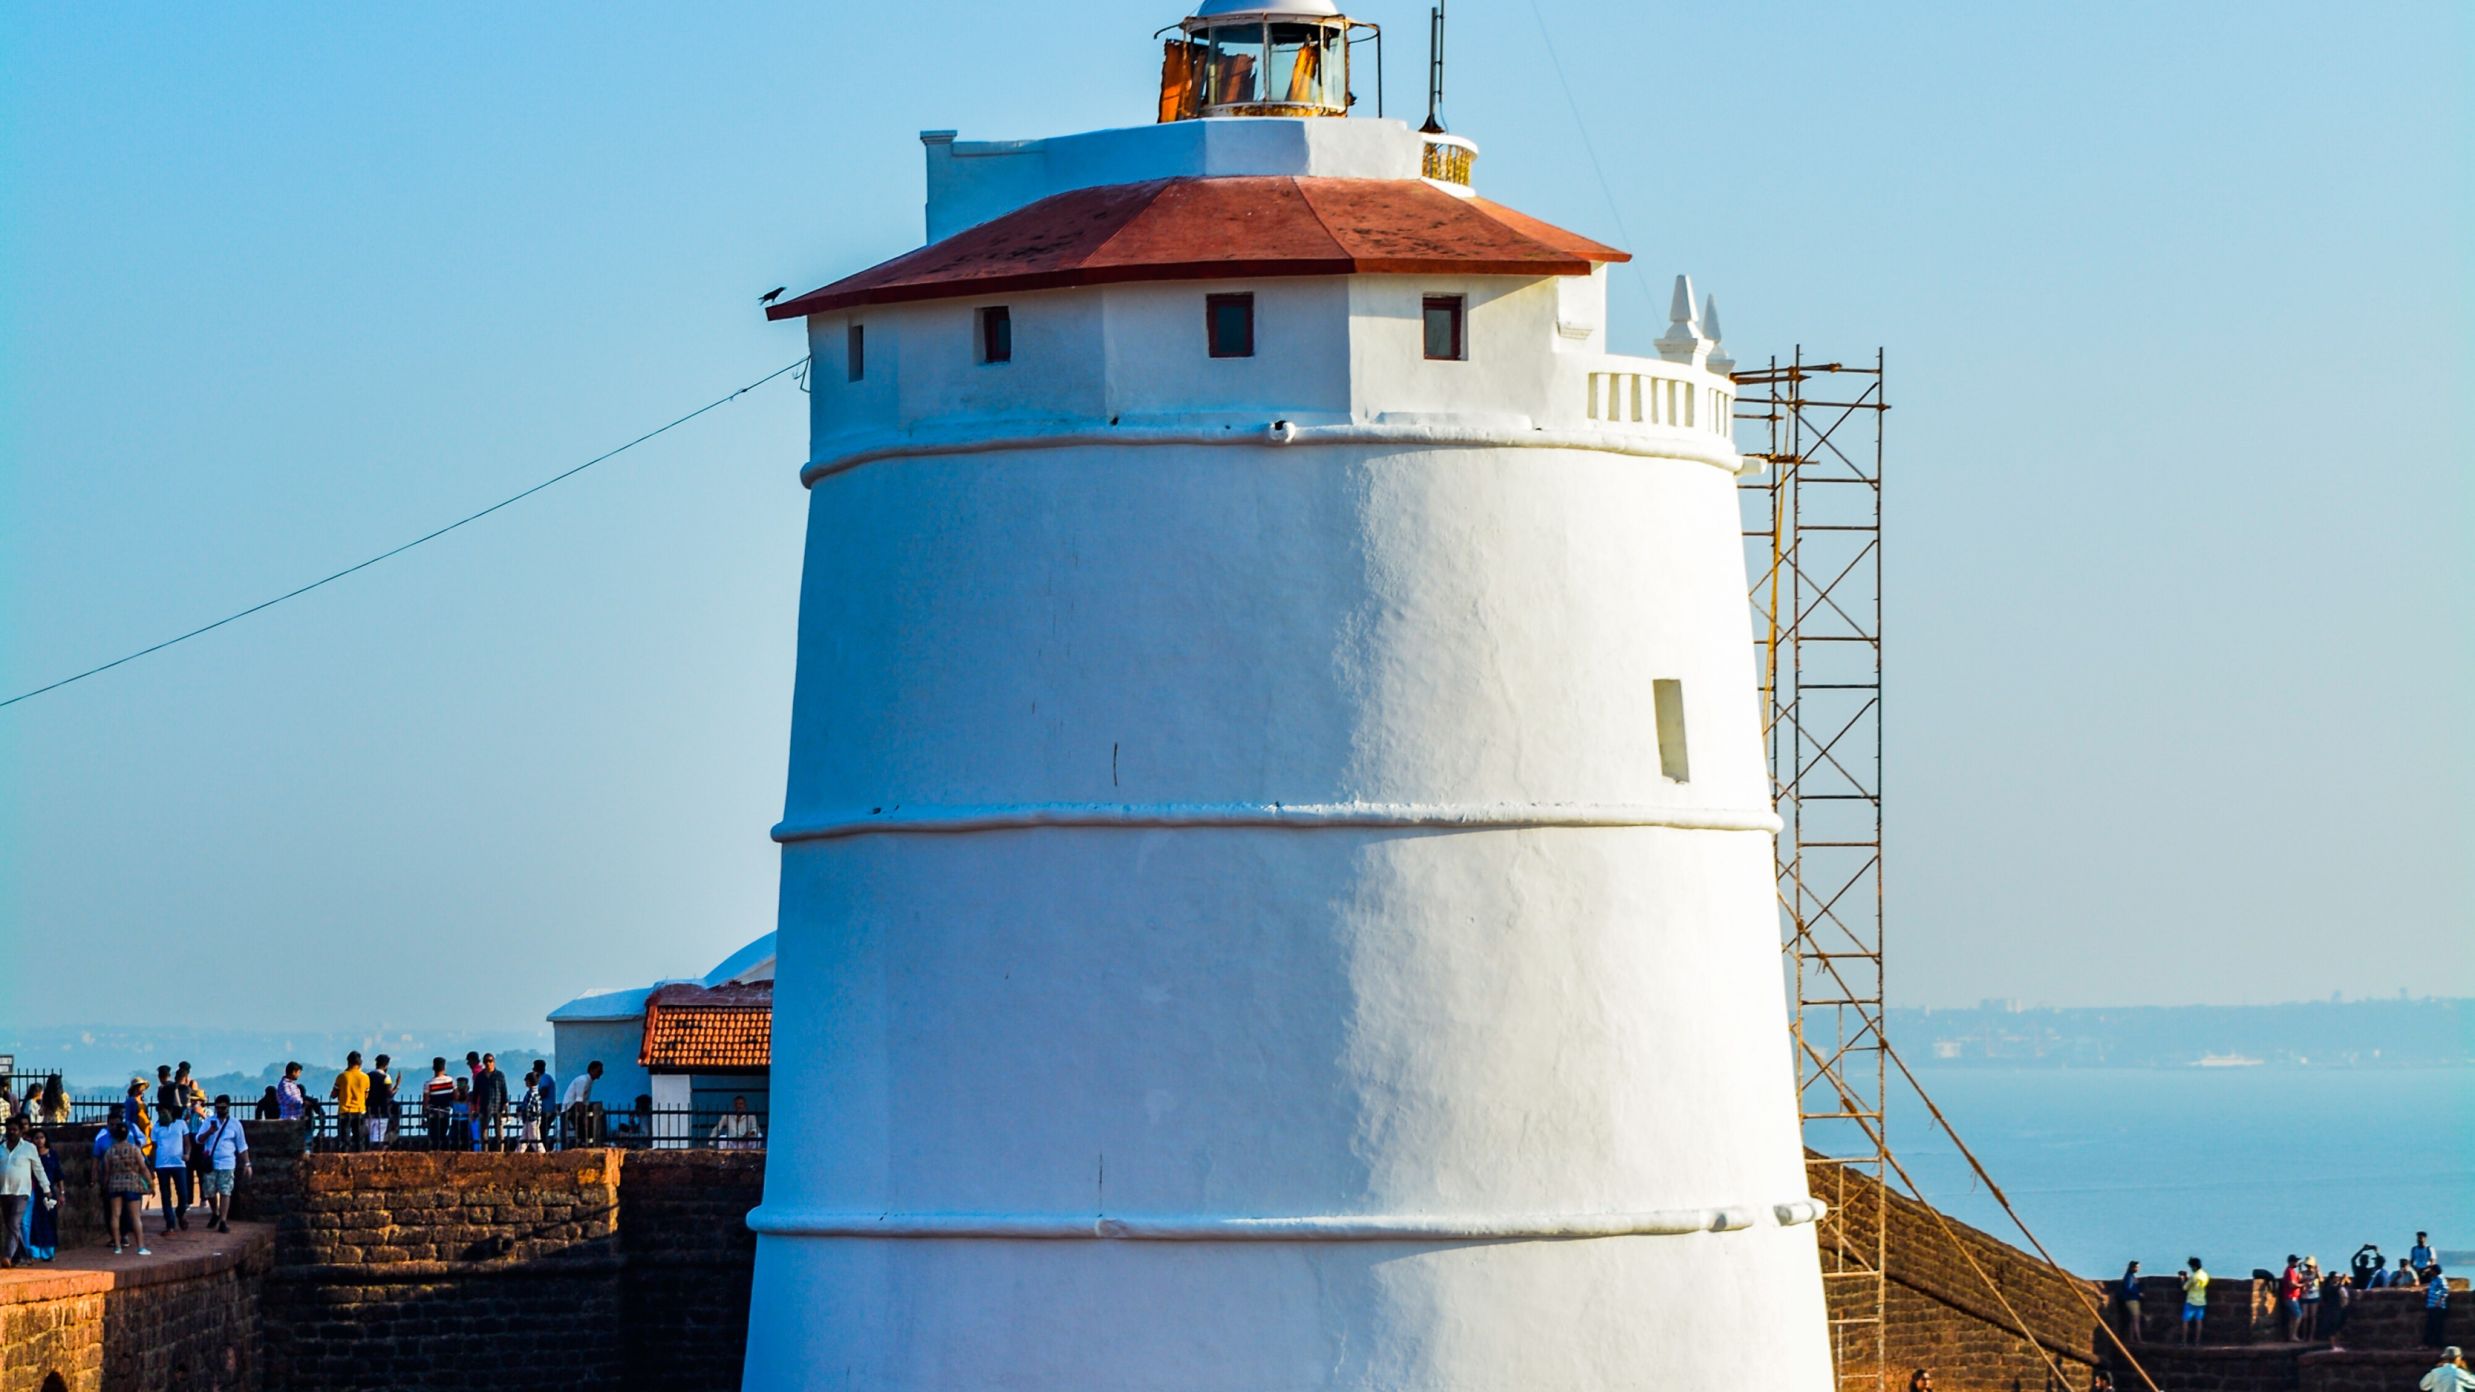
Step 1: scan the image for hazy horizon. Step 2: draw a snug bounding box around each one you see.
[4,0,2469,1031]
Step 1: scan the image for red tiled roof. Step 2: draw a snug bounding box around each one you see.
[765,177,1628,319]
[639,981,772,1071]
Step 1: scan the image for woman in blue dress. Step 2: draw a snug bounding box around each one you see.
[25,1129,61,1260]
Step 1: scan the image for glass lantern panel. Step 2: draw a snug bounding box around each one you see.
[1266,22,1342,109]
[1199,23,1265,107]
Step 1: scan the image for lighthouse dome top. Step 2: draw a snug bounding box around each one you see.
[1186,0,1345,18]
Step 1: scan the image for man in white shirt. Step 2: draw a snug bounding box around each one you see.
[561,1061,603,1148]
[0,1117,55,1268]
[2422,1347,2475,1392]
[193,1095,252,1234]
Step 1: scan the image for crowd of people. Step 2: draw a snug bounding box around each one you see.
[0,1056,766,1267]
[2103,1232,2455,1353]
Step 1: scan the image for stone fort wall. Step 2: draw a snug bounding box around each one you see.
[5,1125,2461,1392]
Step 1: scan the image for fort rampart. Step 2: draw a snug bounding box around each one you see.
[2,1124,2461,1391]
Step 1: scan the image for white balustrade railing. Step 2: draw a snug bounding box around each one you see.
[1582,366,1733,439]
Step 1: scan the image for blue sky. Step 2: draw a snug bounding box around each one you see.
[3,1,2468,1032]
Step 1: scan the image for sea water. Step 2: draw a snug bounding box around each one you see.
[1876,1065,2475,1277]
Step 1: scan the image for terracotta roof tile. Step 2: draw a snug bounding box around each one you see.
[766,176,1627,319]
[640,981,772,1071]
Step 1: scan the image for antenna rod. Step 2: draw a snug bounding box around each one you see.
[1423,1,1446,133]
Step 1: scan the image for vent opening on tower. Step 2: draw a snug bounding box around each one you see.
[1654,678,1690,783]
[846,323,866,381]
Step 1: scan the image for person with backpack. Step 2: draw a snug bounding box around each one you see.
[366,1055,398,1150]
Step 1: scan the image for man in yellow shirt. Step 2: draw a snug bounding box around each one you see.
[330,1051,370,1152]
[2178,1257,2211,1346]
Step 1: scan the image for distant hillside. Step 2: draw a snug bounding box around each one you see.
[1,1023,553,1097]
[1893,997,2471,1068]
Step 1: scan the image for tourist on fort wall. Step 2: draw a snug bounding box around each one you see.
[171,1062,195,1112]
[713,1095,765,1152]
[253,1085,280,1120]
[2111,1260,2143,1344]
[2422,1346,2475,1392]
[2298,1256,2323,1339]
[2320,1270,2352,1342]
[367,1055,397,1149]
[2405,1258,2430,1290]
[2177,1257,2210,1345]
[98,1119,151,1257]
[516,1065,546,1152]
[421,1058,457,1150]
[152,1101,194,1233]
[473,1053,509,1152]
[194,1096,249,1235]
[2278,1256,2306,1341]
[2415,1233,2440,1278]
[2360,1243,2390,1288]
[0,1116,57,1269]
[451,1078,476,1151]
[276,1062,307,1121]
[331,1051,370,1152]
[533,1062,560,1150]
[35,1075,71,1125]
[25,1130,61,1261]
[2427,1269,2453,1350]
[562,1060,603,1147]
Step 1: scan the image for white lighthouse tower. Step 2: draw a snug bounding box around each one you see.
[743,4,1834,1386]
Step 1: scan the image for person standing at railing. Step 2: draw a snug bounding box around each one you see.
[25,1129,61,1261]
[331,1052,370,1153]
[367,1055,398,1150]
[516,1065,545,1152]
[711,1096,764,1152]
[530,1062,558,1151]
[420,1058,457,1152]
[276,1062,307,1121]
[561,1061,603,1148]
[472,1053,510,1153]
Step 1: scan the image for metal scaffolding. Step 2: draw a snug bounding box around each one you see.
[1736,349,1889,1391]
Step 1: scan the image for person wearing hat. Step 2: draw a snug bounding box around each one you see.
[2421,1346,2474,1392]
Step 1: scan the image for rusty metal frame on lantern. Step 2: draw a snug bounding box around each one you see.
[1155,11,1380,120]
[1736,348,1889,1392]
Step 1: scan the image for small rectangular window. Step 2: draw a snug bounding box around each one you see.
[847,323,866,381]
[1653,678,1690,783]
[1206,293,1254,358]
[978,306,1012,364]
[1423,295,1465,360]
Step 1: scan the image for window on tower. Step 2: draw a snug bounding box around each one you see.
[1653,679,1691,783]
[1206,293,1255,358]
[1423,295,1465,361]
[978,306,1012,365]
[846,323,866,382]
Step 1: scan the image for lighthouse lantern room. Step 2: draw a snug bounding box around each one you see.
[1158,0,1372,121]
[743,3,1833,1388]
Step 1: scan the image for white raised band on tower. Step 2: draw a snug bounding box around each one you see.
[742,11,1835,1385]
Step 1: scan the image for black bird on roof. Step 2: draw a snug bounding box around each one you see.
[759,286,786,306]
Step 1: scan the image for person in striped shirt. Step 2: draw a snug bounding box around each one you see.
[420,1058,459,1152]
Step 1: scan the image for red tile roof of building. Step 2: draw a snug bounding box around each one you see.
[764,176,1629,320]
[639,980,772,1071]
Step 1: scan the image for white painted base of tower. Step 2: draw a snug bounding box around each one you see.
[742,1227,1830,1389]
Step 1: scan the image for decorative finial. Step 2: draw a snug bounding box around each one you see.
[1703,293,1734,376]
[1655,273,1705,364]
